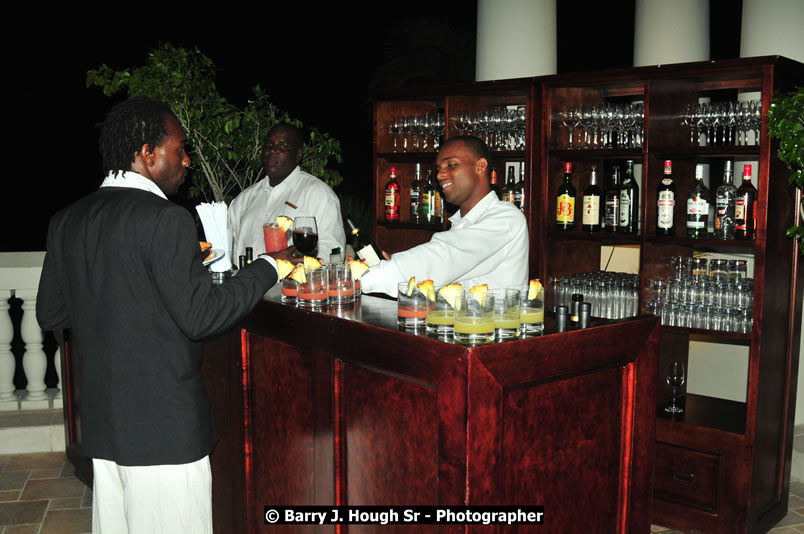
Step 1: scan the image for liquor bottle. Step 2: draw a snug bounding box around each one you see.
[409,163,422,223]
[619,160,639,234]
[384,167,400,221]
[424,169,441,224]
[686,164,710,238]
[556,162,576,231]
[345,217,382,267]
[503,167,517,204]
[582,165,602,232]
[489,167,503,200]
[515,165,525,212]
[432,172,444,224]
[714,161,737,240]
[604,165,621,232]
[656,160,677,236]
[245,247,253,264]
[734,164,758,240]
[421,169,432,222]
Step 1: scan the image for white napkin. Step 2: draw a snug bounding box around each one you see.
[196,202,232,272]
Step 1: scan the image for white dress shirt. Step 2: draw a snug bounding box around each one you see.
[227,166,346,261]
[360,192,529,296]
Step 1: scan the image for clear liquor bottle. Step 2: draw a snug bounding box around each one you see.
[714,161,737,240]
[686,164,710,238]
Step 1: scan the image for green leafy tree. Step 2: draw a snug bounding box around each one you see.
[86,43,342,203]
[767,87,804,253]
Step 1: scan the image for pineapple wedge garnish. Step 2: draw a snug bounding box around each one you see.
[289,263,307,284]
[304,256,324,272]
[527,279,543,300]
[406,276,416,296]
[469,284,489,306]
[199,241,212,252]
[276,259,294,280]
[417,279,436,302]
[276,215,294,232]
[438,283,463,309]
[348,259,370,280]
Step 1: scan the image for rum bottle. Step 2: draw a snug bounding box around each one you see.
[604,165,621,232]
[656,160,676,236]
[384,167,400,221]
[734,164,757,240]
[619,160,639,234]
[582,165,601,232]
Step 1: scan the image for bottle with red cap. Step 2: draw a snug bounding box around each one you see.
[556,162,576,231]
[734,164,757,240]
[384,167,400,221]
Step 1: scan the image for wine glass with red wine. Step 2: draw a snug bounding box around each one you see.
[292,217,319,257]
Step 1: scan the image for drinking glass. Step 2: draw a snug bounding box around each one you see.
[665,361,686,414]
[454,290,495,344]
[493,289,521,339]
[293,217,318,257]
[397,282,428,330]
[327,263,355,306]
[519,285,545,335]
[263,222,288,253]
[298,268,328,309]
[426,287,456,335]
[281,278,298,305]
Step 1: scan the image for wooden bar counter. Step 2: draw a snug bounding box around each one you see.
[200,287,660,533]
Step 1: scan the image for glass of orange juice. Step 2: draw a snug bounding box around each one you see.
[298,269,328,309]
[397,282,427,330]
[454,290,495,344]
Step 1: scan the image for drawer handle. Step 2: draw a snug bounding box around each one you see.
[672,471,695,483]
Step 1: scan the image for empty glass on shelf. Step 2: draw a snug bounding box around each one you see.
[450,106,527,151]
[556,102,644,150]
[681,100,761,146]
[388,112,445,153]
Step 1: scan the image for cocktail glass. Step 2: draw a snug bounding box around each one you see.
[298,269,327,309]
[263,222,288,253]
[327,263,355,306]
[454,290,495,344]
[281,278,298,304]
[520,286,545,335]
[397,282,428,330]
[493,288,521,339]
[426,287,455,335]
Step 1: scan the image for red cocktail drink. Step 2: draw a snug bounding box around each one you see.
[263,223,288,253]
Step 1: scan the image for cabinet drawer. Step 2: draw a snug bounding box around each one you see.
[654,443,720,513]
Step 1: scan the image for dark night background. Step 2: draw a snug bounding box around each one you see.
[4,1,742,252]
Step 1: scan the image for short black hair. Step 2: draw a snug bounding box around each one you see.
[99,96,178,174]
[266,122,304,149]
[441,136,491,167]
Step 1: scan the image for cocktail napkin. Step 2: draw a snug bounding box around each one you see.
[196,202,232,272]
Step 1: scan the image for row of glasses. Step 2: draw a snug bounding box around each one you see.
[557,103,644,150]
[681,100,761,146]
[388,112,446,153]
[281,263,357,309]
[397,284,544,343]
[451,106,527,151]
[651,301,753,333]
[547,272,640,320]
[669,256,749,282]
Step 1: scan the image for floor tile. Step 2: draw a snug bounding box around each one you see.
[40,507,92,534]
[0,472,29,492]
[5,454,64,472]
[792,494,804,509]
[0,490,21,502]
[4,525,41,534]
[48,497,83,510]
[30,468,62,480]
[20,479,85,501]
[776,510,804,528]
[0,500,48,526]
[791,481,804,498]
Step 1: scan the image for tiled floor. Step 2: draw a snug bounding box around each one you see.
[2,450,804,533]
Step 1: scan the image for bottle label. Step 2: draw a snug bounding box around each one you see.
[434,192,442,218]
[357,244,381,267]
[657,191,675,229]
[619,192,631,226]
[687,197,709,229]
[385,190,398,207]
[735,199,745,222]
[556,194,575,223]
[582,196,600,225]
[605,198,619,227]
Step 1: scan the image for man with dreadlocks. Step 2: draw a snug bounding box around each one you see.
[36,97,294,533]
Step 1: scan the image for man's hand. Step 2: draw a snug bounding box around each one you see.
[265,246,303,264]
[382,250,392,261]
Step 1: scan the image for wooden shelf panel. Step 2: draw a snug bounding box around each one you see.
[656,393,747,435]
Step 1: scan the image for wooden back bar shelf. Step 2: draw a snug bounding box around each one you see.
[371,56,803,533]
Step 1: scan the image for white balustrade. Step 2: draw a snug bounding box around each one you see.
[0,252,60,411]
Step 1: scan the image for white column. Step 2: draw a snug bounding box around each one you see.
[740,0,804,62]
[54,346,62,400]
[475,0,557,81]
[0,290,15,404]
[17,289,48,402]
[633,0,710,67]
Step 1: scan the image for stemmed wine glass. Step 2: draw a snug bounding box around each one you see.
[665,360,686,414]
[292,216,319,257]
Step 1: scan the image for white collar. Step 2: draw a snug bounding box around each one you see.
[99,171,167,200]
[263,166,301,192]
[449,191,498,225]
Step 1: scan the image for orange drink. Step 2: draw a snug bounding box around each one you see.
[397,281,428,329]
[263,223,288,253]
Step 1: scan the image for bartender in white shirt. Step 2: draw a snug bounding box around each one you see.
[228,123,346,261]
[360,136,529,296]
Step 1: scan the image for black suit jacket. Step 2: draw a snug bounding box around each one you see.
[37,187,277,466]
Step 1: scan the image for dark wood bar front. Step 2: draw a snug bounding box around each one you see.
[201,288,660,533]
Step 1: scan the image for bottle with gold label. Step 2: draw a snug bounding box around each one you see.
[556,162,576,231]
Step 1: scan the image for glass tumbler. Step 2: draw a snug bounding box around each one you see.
[454,290,495,344]
[298,269,328,309]
[397,282,428,330]
[427,287,456,335]
[327,263,355,306]
[493,289,521,339]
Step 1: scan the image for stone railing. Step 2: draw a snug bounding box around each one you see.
[0,251,61,411]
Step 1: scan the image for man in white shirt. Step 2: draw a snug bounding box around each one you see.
[360,136,529,296]
[228,123,346,261]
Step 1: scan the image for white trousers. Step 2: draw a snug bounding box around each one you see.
[91,456,213,534]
